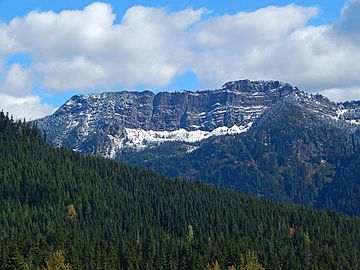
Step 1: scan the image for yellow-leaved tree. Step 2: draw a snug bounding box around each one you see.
[205,261,221,270]
[238,250,265,270]
[42,250,71,270]
[67,204,77,219]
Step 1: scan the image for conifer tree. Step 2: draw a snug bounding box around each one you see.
[186,224,194,243]
[4,248,29,270]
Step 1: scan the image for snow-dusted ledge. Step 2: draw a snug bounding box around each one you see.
[105,123,253,158]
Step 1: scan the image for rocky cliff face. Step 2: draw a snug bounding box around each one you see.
[36,80,360,158]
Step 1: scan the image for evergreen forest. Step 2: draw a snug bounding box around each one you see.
[1,111,360,269]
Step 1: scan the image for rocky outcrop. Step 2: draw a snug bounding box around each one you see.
[36,80,360,158]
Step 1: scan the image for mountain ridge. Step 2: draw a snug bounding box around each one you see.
[36,79,360,158]
[31,79,360,215]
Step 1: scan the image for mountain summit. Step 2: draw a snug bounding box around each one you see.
[36,80,360,158]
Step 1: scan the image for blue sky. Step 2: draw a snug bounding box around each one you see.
[0,0,347,22]
[0,0,358,119]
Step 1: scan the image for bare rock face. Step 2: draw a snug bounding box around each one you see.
[36,80,360,158]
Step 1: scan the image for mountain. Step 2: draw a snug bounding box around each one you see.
[119,100,360,215]
[35,80,360,214]
[4,111,360,269]
[36,80,360,159]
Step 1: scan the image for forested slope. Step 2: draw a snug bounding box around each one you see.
[1,111,360,269]
[120,101,360,216]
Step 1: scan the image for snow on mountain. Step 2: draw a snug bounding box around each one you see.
[102,123,252,158]
[35,80,360,159]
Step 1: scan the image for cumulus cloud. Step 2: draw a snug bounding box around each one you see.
[0,94,54,120]
[34,57,107,91]
[319,87,360,102]
[1,0,360,119]
[190,2,360,100]
[8,3,205,90]
[1,63,35,96]
[0,63,55,119]
[334,0,360,42]
[0,23,18,57]
[191,5,320,88]
[194,5,318,48]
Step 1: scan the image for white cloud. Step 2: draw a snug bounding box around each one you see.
[334,0,360,43]
[191,5,319,88]
[1,63,35,96]
[319,87,360,102]
[0,23,19,77]
[34,57,107,91]
[0,63,54,119]
[0,93,54,120]
[190,2,360,96]
[8,3,205,91]
[194,5,318,49]
[0,23,18,57]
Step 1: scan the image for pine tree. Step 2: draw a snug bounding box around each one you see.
[303,232,312,270]
[4,248,29,270]
[186,224,194,243]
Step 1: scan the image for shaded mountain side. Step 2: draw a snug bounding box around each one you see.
[119,101,360,215]
[2,112,360,269]
[315,150,360,214]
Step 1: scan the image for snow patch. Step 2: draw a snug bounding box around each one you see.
[103,123,253,158]
[350,119,360,125]
[124,123,252,147]
[336,108,348,118]
[186,146,199,153]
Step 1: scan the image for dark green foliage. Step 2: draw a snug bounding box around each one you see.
[1,111,360,269]
[120,102,360,216]
[316,149,360,215]
[3,247,29,270]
